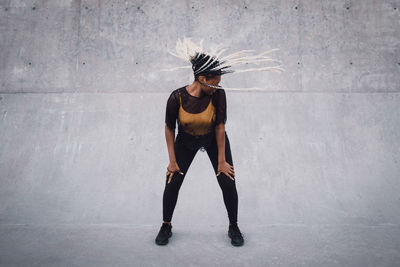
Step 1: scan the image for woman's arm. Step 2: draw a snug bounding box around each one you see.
[165,124,177,164]
[165,124,183,183]
[215,123,235,180]
[215,122,226,163]
[164,91,184,183]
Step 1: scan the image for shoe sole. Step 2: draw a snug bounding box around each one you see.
[155,231,172,246]
[228,231,244,246]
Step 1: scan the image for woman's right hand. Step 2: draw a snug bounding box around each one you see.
[166,161,184,184]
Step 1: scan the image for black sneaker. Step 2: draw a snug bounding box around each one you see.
[228,223,244,246]
[155,223,172,245]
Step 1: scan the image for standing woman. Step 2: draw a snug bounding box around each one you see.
[155,38,283,246]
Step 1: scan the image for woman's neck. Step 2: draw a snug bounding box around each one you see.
[186,82,205,98]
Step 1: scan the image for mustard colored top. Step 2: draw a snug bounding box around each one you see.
[178,89,216,135]
[165,86,227,136]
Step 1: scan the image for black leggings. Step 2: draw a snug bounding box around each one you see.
[162,131,238,225]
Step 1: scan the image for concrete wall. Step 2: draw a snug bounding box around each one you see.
[1,0,399,227]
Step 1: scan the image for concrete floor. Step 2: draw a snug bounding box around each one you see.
[1,223,399,267]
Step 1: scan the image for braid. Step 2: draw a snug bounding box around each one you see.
[161,37,284,91]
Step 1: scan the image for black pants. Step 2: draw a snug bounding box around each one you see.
[162,131,239,225]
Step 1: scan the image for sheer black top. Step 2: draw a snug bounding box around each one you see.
[165,85,227,135]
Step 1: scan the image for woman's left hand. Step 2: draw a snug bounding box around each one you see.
[217,161,235,180]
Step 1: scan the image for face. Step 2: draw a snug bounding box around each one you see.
[199,75,221,95]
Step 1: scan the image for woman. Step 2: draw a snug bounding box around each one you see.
[155,67,243,246]
[155,37,283,246]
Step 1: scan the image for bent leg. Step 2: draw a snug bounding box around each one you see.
[162,137,198,222]
[206,132,239,225]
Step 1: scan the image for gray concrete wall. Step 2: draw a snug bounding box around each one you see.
[1,0,399,228]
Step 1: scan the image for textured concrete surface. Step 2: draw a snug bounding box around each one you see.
[1,0,400,266]
[1,224,399,267]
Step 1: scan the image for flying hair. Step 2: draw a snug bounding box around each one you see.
[160,37,285,90]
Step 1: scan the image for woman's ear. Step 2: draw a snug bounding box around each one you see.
[198,75,206,83]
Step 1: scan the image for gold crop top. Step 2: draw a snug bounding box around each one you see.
[178,90,216,135]
[165,86,227,135]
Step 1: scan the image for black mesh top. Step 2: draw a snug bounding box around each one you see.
[165,85,227,135]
